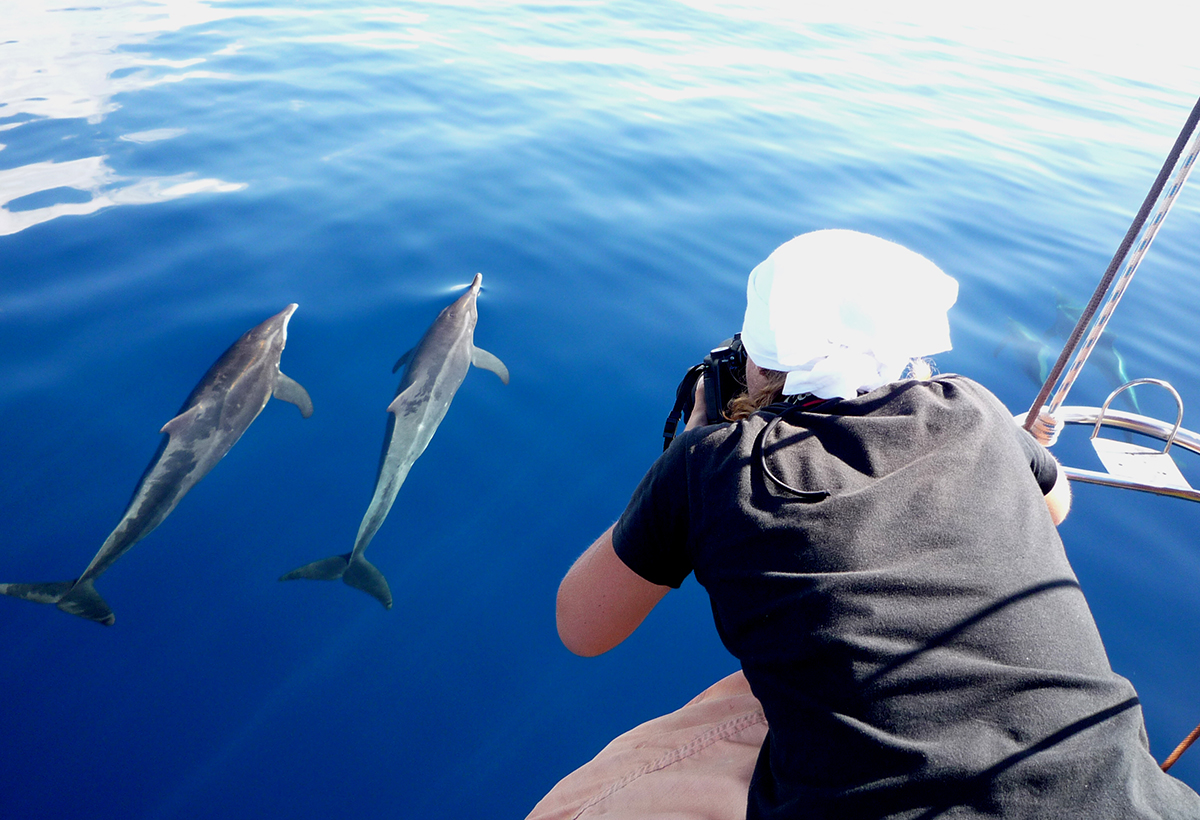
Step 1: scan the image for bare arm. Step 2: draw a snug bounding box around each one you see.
[556,378,709,656]
[1017,409,1071,526]
[1045,464,1071,525]
[556,524,672,657]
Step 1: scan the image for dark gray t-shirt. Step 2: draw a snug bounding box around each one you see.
[614,375,1199,819]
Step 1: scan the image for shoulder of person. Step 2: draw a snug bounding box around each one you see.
[667,415,770,460]
[927,373,1002,405]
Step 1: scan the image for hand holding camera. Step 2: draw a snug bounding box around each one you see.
[685,376,708,431]
[662,334,748,450]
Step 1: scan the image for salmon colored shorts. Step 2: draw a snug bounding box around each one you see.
[526,670,768,820]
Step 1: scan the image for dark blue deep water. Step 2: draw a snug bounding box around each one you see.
[3,3,1200,818]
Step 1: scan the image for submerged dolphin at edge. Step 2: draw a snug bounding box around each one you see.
[0,305,313,626]
[280,273,508,608]
[995,298,1140,412]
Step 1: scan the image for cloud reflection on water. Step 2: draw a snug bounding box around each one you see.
[0,0,246,236]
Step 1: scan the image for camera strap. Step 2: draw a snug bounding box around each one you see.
[663,364,706,451]
[761,393,831,415]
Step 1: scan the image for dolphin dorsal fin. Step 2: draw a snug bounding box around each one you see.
[160,404,203,436]
[392,347,416,374]
[471,347,510,384]
[273,372,314,418]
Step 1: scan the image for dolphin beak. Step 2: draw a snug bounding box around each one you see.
[275,303,299,342]
[470,273,483,294]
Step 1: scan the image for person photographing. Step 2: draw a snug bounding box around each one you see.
[539,230,1200,819]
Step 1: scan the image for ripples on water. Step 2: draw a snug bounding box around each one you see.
[2,3,1200,818]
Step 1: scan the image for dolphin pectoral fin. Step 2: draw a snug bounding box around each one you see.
[471,347,510,384]
[160,404,203,436]
[1036,348,1056,385]
[342,554,393,609]
[1109,347,1141,412]
[0,579,115,625]
[392,347,416,374]
[273,371,314,418]
[279,554,351,582]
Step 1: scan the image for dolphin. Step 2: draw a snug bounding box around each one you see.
[1051,297,1140,412]
[997,298,1141,413]
[994,316,1057,385]
[280,273,508,608]
[0,305,313,626]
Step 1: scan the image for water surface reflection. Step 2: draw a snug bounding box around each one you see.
[0,0,245,235]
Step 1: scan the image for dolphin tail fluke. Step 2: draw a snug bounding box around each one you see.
[343,553,393,610]
[58,579,116,625]
[279,553,352,582]
[0,578,115,625]
[279,552,393,609]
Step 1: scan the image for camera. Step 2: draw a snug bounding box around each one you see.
[662,333,747,450]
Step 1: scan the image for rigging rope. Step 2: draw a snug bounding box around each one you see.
[1022,93,1200,431]
[1162,722,1200,772]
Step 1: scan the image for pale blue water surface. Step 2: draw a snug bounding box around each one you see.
[3,3,1200,818]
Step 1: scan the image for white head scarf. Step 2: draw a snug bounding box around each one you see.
[740,229,959,399]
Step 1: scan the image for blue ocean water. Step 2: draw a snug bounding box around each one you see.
[3,2,1200,817]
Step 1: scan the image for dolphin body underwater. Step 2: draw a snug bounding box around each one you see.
[995,297,1140,412]
[0,305,313,626]
[280,273,508,608]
